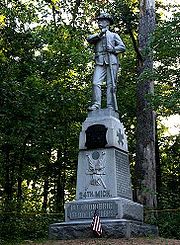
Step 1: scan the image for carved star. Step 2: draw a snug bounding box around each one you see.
[117,129,124,146]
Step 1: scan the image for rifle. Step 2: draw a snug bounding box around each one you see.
[105,32,118,112]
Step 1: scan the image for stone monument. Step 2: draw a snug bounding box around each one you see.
[49,13,158,240]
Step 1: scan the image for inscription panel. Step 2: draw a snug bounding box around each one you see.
[115,150,132,200]
[79,190,112,199]
[67,201,118,220]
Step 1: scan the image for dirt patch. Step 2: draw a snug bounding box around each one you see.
[24,238,180,245]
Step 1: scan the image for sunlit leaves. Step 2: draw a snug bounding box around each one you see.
[152,12,180,115]
[0,14,6,28]
[0,0,90,213]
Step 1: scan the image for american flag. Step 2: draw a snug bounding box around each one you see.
[91,209,103,236]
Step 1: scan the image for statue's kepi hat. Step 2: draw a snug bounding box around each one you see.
[95,13,114,25]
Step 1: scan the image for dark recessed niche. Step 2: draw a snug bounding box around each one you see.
[85,124,107,149]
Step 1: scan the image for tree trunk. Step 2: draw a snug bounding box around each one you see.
[42,148,51,212]
[134,0,157,209]
[17,134,30,211]
[55,149,65,215]
[155,119,162,202]
[42,179,49,212]
[2,144,13,212]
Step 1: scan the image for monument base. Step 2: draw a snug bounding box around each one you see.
[65,197,143,222]
[49,108,159,240]
[49,219,158,240]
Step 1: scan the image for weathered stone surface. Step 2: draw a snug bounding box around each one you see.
[79,108,128,152]
[65,198,143,222]
[88,107,119,120]
[49,108,159,240]
[76,148,132,201]
[49,220,158,240]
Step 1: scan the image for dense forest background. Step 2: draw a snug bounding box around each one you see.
[0,0,179,243]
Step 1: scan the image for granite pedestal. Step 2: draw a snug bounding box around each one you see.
[49,220,158,240]
[49,109,158,239]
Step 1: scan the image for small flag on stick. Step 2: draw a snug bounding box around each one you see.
[91,209,102,236]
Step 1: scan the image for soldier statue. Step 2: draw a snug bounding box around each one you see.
[87,13,126,112]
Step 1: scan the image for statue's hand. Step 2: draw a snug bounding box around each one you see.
[99,28,107,37]
[107,46,116,53]
[101,28,107,34]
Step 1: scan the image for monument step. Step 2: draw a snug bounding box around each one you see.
[49,219,158,240]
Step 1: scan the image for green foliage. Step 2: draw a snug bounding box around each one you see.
[157,211,180,239]
[0,0,90,215]
[152,12,180,116]
[158,134,180,209]
[152,133,180,240]
[0,213,63,243]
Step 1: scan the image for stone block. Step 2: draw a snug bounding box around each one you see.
[64,197,143,222]
[76,148,132,200]
[49,220,158,240]
[79,108,128,152]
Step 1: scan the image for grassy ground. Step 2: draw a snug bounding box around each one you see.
[22,238,180,245]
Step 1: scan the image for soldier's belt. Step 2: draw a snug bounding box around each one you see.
[95,51,107,55]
